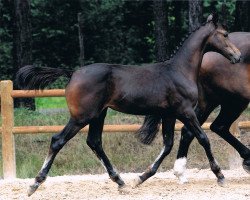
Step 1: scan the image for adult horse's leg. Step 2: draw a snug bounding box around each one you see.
[210,103,250,173]
[86,109,125,188]
[28,118,88,196]
[134,118,176,186]
[179,107,225,186]
[174,102,217,183]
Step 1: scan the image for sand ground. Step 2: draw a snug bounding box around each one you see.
[0,168,249,200]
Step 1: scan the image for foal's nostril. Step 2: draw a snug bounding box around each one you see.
[239,55,242,62]
[232,51,241,63]
[236,52,242,62]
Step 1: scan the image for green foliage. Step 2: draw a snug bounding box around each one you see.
[0,0,13,80]
[0,0,242,85]
[13,108,69,126]
[31,0,81,69]
[203,0,236,31]
[81,0,154,64]
[35,97,67,109]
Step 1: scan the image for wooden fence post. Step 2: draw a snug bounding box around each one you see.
[1,80,16,178]
[228,119,242,169]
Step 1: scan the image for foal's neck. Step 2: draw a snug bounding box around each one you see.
[171,24,213,82]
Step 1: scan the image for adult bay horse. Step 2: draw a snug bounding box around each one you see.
[16,14,240,196]
[137,32,250,183]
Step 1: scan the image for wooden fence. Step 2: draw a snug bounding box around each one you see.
[1,80,250,179]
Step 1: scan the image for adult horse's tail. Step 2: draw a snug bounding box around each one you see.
[135,115,161,145]
[16,65,73,90]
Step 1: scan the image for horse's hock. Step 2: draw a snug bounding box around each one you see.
[0,80,249,179]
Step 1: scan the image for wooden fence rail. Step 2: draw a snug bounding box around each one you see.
[1,80,250,179]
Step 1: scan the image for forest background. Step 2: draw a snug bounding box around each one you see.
[1,0,249,92]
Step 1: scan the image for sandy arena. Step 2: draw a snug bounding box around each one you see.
[0,168,249,200]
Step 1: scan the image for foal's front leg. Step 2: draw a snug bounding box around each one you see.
[179,108,225,186]
[134,118,176,186]
[174,103,216,183]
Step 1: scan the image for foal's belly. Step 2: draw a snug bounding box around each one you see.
[107,94,170,115]
[108,104,162,115]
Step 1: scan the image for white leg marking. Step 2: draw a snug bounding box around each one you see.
[173,157,188,184]
[151,148,165,168]
[41,154,53,170]
[100,159,108,171]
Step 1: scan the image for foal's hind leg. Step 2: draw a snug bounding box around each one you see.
[28,118,87,196]
[174,102,217,183]
[86,109,125,188]
[178,107,225,186]
[210,103,250,173]
[134,118,176,187]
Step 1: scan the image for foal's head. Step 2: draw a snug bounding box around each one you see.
[205,13,241,64]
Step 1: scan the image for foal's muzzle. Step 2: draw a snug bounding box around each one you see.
[229,47,241,64]
[230,54,241,64]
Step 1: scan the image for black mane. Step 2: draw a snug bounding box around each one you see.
[166,22,207,61]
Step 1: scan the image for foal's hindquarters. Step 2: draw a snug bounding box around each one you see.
[66,67,127,187]
[28,66,126,196]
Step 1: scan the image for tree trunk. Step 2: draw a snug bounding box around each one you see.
[221,3,228,26]
[13,0,35,109]
[173,1,183,45]
[234,0,250,31]
[78,12,85,67]
[210,0,217,12]
[189,0,203,32]
[153,0,168,62]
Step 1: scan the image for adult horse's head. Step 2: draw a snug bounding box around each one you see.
[205,13,241,64]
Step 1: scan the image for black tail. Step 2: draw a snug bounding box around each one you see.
[135,115,161,145]
[16,65,74,90]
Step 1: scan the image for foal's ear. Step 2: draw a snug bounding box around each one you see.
[207,12,218,25]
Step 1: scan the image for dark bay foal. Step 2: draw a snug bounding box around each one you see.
[16,14,240,196]
[138,32,250,183]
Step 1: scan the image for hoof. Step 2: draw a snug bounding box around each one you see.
[27,183,40,197]
[132,176,143,188]
[118,184,131,194]
[174,171,189,184]
[178,175,189,184]
[243,160,250,174]
[217,177,226,187]
[173,157,188,184]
